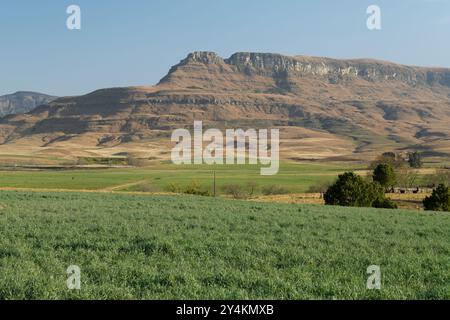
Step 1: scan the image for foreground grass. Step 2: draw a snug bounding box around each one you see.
[0,191,449,299]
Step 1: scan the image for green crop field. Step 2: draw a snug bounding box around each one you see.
[0,191,449,299]
[0,162,364,194]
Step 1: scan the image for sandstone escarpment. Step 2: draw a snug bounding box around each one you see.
[162,51,450,88]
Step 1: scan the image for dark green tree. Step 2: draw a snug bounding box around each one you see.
[373,163,396,189]
[423,184,450,211]
[324,172,383,207]
[408,152,423,168]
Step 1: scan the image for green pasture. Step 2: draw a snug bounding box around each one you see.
[0,162,365,194]
[0,191,448,299]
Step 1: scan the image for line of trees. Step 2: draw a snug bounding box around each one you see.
[324,156,450,212]
[369,151,423,170]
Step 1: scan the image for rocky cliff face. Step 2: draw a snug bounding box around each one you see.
[1,52,450,160]
[0,91,57,117]
[163,51,450,88]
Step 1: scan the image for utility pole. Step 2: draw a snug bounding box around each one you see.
[213,170,216,198]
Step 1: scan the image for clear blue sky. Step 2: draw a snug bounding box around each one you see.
[1,0,449,96]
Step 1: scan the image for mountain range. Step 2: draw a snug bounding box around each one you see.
[0,91,56,117]
[1,52,449,161]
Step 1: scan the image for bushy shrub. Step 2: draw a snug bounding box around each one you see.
[166,182,183,193]
[222,184,247,199]
[261,185,289,196]
[324,172,379,207]
[246,181,259,197]
[166,181,210,197]
[373,163,396,189]
[373,198,398,209]
[183,181,211,196]
[324,172,394,209]
[222,182,260,199]
[423,184,450,212]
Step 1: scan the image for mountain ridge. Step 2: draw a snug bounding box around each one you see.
[0,51,449,161]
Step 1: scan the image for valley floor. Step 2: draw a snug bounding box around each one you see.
[0,162,360,196]
[0,162,436,209]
